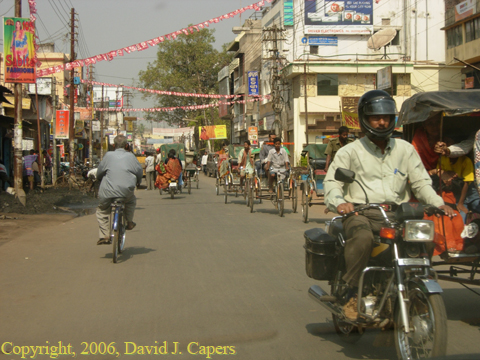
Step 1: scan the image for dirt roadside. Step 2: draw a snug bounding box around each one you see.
[0,187,99,244]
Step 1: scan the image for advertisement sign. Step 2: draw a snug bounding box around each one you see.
[126,121,134,132]
[341,97,360,129]
[455,0,476,22]
[3,17,36,83]
[248,126,258,145]
[308,36,338,46]
[55,110,69,139]
[27,78,52,95]
[465,77,475,89]
[377,66,392,90]
[199,125,227,140]
[304,0,373,35]
[284,1,294,26]
[248,71,259,96]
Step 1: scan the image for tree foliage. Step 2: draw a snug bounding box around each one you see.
[138,28,233,127]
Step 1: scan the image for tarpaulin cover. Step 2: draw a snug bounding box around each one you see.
[159,143,186,161]
[302,144,328,159]
[397,90,480,126]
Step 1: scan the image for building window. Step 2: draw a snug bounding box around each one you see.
[317,74,338,95]
[466,19,475,42]
[310,46,319,55]
[475,17,480,40]
[447,25,463,48]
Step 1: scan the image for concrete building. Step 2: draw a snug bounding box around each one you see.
[257,0,463,164]
[444,0,480,88]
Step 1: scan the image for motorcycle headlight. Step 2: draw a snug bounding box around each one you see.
[404,220,434,242]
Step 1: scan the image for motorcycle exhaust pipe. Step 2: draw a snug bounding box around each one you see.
[308,285,343,317]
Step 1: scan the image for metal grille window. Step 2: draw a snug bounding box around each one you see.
[466,20,475,43]
[310,46,319,55]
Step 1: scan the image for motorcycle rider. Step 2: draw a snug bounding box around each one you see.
[96,135,143,245]
[324,90,455,320]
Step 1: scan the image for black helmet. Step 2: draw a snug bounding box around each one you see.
[358,90,397,141]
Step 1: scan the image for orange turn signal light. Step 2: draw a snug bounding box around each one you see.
[380,227,396,239]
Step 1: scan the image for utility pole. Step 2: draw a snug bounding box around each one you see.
[262,24,286,137]
[52,77,57,185]
[100,85,105,160]
[88,64,94,167]
[13,0,26,205]
[304,63,309,145]
[68,8,76,176]
[34,83,43,187]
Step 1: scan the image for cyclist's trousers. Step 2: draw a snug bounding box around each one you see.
[96,195,136,238]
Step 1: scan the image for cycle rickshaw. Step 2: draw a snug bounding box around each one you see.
[157,143,185,197]
[300,144,328,223]
[399,89,480,292]
[183,151,200,194]
[246,145,297,217]
[220,144,244,204]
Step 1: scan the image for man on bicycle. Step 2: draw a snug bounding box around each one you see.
[257,133,276,178]
[238,140,254,190]
[96,135,143,245]
[265,138,290,194]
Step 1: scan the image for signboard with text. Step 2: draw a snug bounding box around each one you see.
[304,0,373,35]
[248,71,259,96]
[308,36,338,46]
[3,17,36,83]
[200,125,227,140]
[55,110,69,139]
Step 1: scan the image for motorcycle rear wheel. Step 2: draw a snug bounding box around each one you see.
[394,287,447,360]
[331,267,364,343]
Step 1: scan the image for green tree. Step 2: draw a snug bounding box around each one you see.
[138,28,233,127]
[136,123,145,138]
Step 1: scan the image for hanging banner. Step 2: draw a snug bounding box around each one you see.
[200,125,227,140]
[248,126,258,145]
[3,17,36,83]
[55,110,70,139]
[341,97,360,129]
[248,71,259,96]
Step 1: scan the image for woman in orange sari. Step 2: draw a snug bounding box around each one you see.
[155,151,183,190]
[412,115,465,254]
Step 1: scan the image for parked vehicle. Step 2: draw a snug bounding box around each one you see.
[306,167,447,360]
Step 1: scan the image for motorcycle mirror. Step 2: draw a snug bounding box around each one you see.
[335,168,356,183]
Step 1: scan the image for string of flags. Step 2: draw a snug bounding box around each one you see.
[36,0,273,78]
[81,79,243,99]
[94,95,270,113]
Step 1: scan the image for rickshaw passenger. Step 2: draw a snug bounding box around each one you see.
[412,116,465,253]
[155,150,183,190]
[238,140,254,190]
[164,149,183,189]
[258,133,276,178]
[265,138,290,193]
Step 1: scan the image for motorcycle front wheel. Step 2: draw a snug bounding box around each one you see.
[394,287,447,360]
[331,265,364,343]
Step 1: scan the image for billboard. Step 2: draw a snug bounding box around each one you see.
[55,110,70,139]
[455,0,476,22]
[341,97,360,129]
[200,125,227,140]
[304,0,373,35]
[27,78,52,95]
[3,17,36,83]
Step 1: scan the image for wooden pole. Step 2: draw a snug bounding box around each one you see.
[68,8,75,179]
[13,0,26,205]
[304,63,309,145]
[35,82,43,188]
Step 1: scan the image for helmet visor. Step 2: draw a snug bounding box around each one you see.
[363,98,397,116]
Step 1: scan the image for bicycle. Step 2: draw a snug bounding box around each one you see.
[270,169,288,217]
[110,200,126,263]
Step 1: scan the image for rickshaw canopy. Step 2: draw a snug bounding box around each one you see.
[397,90,480,127]
[301,144,327,159]
[159,143,186,162]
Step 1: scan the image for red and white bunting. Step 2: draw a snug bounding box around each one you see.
[36,0,269,77]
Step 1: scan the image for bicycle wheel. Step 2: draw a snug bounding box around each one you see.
[243,178,248,205]
[188,175,191,194]
[291,179,297,213]
[54,175,68,188]
[302,182,309,223]
[195,172,199,189]
[112,209,119,263]
[224,182,228,204]
[277,184,284,217]
[216,178,220,195]
[118,210,126,254]
[249,183,254,213]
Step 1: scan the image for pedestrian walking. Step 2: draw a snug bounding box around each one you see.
[145,152,155,190]
[201,151,208,175]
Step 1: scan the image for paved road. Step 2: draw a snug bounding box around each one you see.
[1,175,480,360]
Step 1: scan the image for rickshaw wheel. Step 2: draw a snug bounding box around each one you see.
[216,179,219,195]
[301,182,309,223]
[188,176,191,194]
[224,184,228,204]
[277,185,284,217]
[291,179,297,213]
[196,173,199,189]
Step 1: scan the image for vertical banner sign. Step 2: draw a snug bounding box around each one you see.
[341,97,360,130]
[284,1,294,26]
[248,71,259,96]
[3,17,36,83]
[248,126,258,145]
[55,110,70,139]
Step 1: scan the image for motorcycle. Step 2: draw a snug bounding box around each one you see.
[159,178,180,199]
[305,168,447,360]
